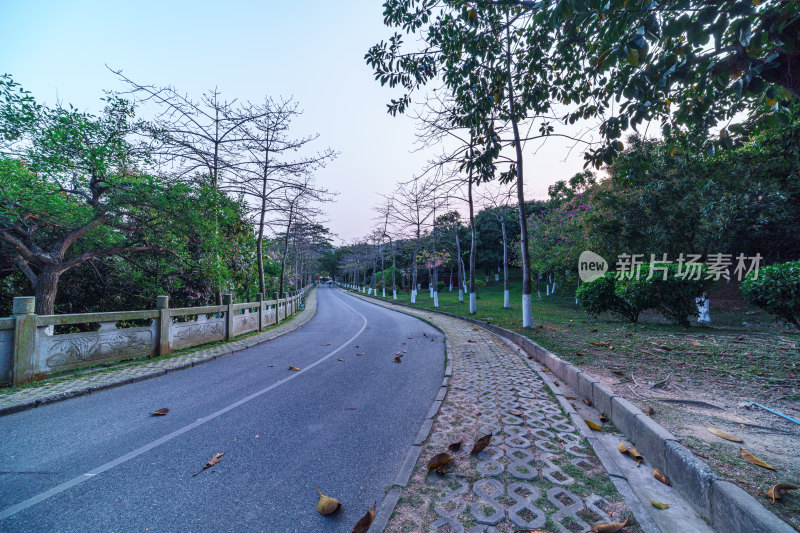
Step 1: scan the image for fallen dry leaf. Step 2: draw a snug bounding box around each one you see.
[553,379,560,386]
[575,352,584,356]
[740,448,778,470]
[316,486,341,515]
[152,408,169,416]
[651,499,670,510]
[289,366,300,371]
[618,442,630,453]
[321,343,331,346]
[448,439,463,453]
[467,339,477,343]
[645,407,655,416]
[590,341,611,347]
[600,413,609,423]
[393,356,402,363]
[611,370,625,376]
[426,453,454,478]
[193,452,224,477]
[512,529,553,532]
[541,367,550,373]
[585,420,603,431]
[629,445,644,466]
[468,433,492,455]
[589,328,598,332]
[356,352,366,356]
[565,396,576,400]
[337,358,345,362]
[582,398,593,407]
[591,517,630,532]
[653,468,670,486]
[764,483,798,504]
[351,502,375,533]
[706,426,743,443]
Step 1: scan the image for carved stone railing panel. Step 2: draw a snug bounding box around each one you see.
[0,329,13,387]
[233,312,258,335]
[170,316,225,351]
[38,324,157,373]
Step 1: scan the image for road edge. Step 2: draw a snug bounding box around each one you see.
[0,288,320,418]
[335,289,450,533]
[340,288,795,533]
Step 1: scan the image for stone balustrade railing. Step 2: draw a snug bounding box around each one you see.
[0,285,313,387]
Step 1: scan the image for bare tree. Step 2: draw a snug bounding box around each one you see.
[389,178,435,304]
[480,183,516,308]
[230,97,336,295]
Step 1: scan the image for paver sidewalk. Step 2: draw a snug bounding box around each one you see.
[347,292,642,533]
[0,289,318,415]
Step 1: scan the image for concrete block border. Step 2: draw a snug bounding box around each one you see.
[342,288,794,533]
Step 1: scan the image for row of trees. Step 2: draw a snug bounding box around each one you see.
[0,74,335,315]
[361,0,798,327]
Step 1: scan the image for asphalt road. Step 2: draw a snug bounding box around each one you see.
[0,287,445,532]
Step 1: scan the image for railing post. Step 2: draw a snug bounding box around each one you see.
[223,294,234,340]
[272,293,279,324]
[12,296,37,386]
[285,292,291,316]
[156,295,170,357]
[256,292,264,331]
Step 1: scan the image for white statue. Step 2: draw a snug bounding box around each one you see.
[696,291,711,325]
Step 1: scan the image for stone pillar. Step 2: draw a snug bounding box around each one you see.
[156,295,170,357]
[255,292,264,331]
[12,296,37,386]
[274,292,281,324]
[285,292,291,316]
[223,293,234,340]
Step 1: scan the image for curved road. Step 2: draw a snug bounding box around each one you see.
[0,287,444,532]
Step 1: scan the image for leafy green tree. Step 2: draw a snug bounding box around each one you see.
[0,82,250,315]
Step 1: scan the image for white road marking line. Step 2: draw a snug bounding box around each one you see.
[0,292,368,521]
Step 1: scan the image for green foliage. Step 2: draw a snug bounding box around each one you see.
[525,196,591,277]
[741,261,800,329]
[436,281,445,292]
[588,128,800,262]
[577,273,641,323]
[578,265,709,326]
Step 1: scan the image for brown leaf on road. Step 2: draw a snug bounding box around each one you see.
[600,413,609,423]
[513,529,554,533]
[393,356,402,363]
[321,343,331,346]
[651,500,670,509]
[553,380,560,386]
[541,367,550,373]
[289,366,300,371]
[426,453,454,479]
[591,517,630,532]
[337,359,345,362]
[582,398,593,407]
[193,452,224,476]
[764,483,798,504]
[316,485,341,515]
[467,339,477,343]
[351,502,375,533]
[356,352,366,356]
[448,439,463,453]
[152,408,169,416]
[706,426,743,443]
[629,445,644,466]
[618,442,629,454]
[645,407,655,416]
[653,468,670,486]
[740,448,778,470]
[467,433,493,456]
[565,396,576,400]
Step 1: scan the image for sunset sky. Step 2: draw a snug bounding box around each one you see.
[1,0,593,242]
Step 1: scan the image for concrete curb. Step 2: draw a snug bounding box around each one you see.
[341,288,795,533]
[0,289,320,418]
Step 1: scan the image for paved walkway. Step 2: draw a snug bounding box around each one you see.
[0,290,318,415]
[347,293,640,533]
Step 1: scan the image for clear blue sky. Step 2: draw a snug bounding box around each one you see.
[1,0,588,243]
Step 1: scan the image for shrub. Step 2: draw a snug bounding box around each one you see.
[741,260,800,329]
[577,273,641,322]
[436,281,446,292]
[578,265,709,325]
